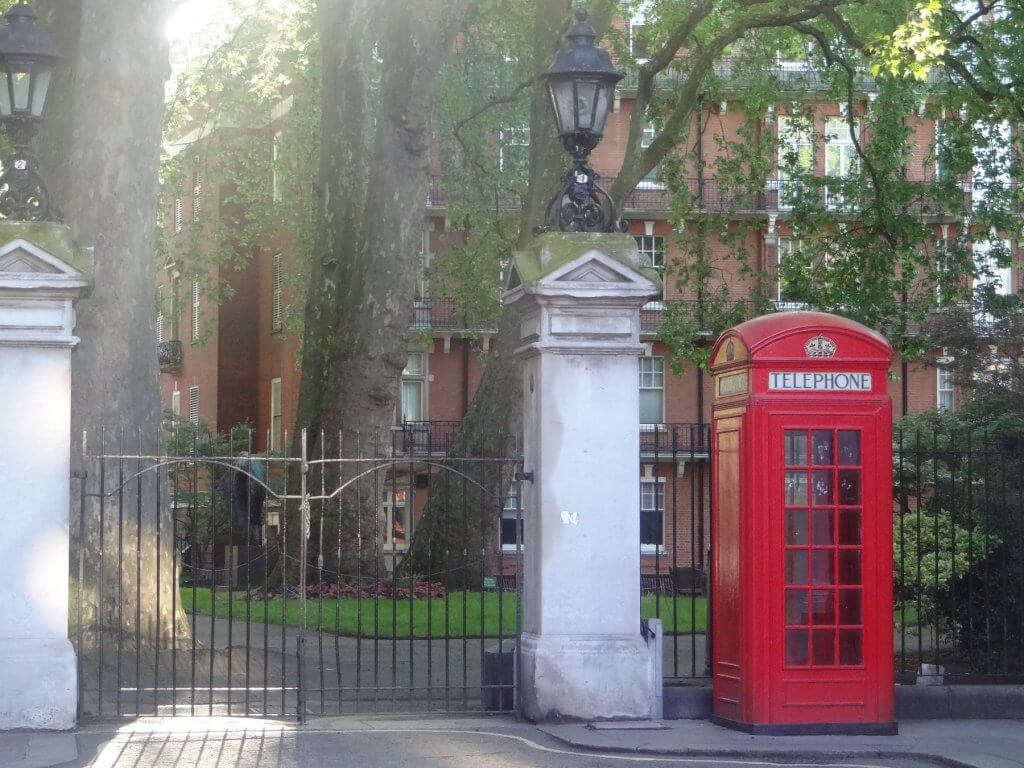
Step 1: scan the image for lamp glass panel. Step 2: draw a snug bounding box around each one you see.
[31,68,51,117]
[0,69,10,116]
[591,81,614,135]
[573,79,599,131]
[547,77,577,137]
[11,64,30,112]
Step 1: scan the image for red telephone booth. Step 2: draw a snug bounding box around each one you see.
[709,312,896,734]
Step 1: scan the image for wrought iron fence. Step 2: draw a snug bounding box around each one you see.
[894,426,1024,683]
[637,425,714,682]
[73,427,523,720]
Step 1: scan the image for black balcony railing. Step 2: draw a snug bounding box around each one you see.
[158,340,182,373]
[409,297,499,333]
[640,423,711,455]
[393,421,462,456]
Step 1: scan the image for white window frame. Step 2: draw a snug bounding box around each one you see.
[272,130,283,203]
[171,389,181,418]
[401,352,427,423]
[500,481,524,552]
[640,467,666,554]
[498,126,529,173]
[638,123,663,189]
[382,489,410,552]
[270,378,283,452]
[776,116,814,210]
[824,117,860,210]
[634,233,664,268]
[188,385,200,425]
[973,239,1013,297]
[271,253,284,332]
[191,280,201,342]
[776,237,809,310]
[639,355,665,426]
[936,364,954,412]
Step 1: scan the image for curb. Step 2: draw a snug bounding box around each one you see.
[665,684,1024,721]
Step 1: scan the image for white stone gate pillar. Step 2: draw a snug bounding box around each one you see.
[0,223,91,730]
[503,232,660,721]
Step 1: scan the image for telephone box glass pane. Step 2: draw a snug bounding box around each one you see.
[812,550,834,585]
[839,510,861,544]
[839,550,862,585]
[812,430,833,465]
[839,589,862,625]
[786,630,809,665]
[812,629,836,665]
[785,509,808,544]
[786,471,808,505]
[812,509,834,545]
[839,629,863,665]
[838,470,861,505]
[785,430,807,465]
[838,430,860,465]
[786,551,808,585]
[811,590,835,624]
[812,471,833,504]
[786,590,809,624]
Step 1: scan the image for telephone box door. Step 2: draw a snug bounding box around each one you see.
[768,412,891,725]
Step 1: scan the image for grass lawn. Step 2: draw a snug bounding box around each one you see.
[182,587,708,638]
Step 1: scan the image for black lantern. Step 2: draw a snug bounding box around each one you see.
[0,1,61,221]
[539,8,626,233]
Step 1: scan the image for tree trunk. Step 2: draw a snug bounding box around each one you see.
[292,0,468,581]
[33,0,184,643]
[399,0,571,580]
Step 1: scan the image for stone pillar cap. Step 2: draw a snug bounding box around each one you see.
[503,231,660,305]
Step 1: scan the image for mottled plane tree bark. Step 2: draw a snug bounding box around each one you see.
[33,0,185,641]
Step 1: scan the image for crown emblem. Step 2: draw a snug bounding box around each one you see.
[804,334,837,358]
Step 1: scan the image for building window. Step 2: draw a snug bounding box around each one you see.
[640,473,665,552]
[170,276,181,341]
[383,489,410,551]
[634,234,664,268]
[401,353,426,422]
[639,122,661,187]
[193,170,203,219]
[500,481,524,552]
[937,365,954,412]
[776,237,808,309]
[629,20,650,62]
[171,389,181,418]
[174,198,183,233]
[639,356,664,425]
[188,385,200,425]
[191,280,201,342]
[824,117,859,210]
[270,378,283,452]
[777,116,814,209]
[973,239,1013,297]
[272,130,283,203]
[271,253,284,332]
[498,126,529,174]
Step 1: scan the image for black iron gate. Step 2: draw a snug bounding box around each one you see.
[73,427,523,720]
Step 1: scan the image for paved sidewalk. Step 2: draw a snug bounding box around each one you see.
[0,715,1020,768]
[538,719,1024,768]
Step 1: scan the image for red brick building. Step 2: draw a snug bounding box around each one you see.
[155,46,1021,578]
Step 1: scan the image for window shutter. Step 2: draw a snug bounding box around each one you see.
[191,280,201,341]
[156,286,164,344]
[272,253,283,331]
[193,172,203,219]
[188,386,200,425]
[174,198,183,233]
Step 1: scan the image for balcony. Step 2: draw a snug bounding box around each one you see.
[409,298,498,334]
[393,421,462,456]
[640,424,711,457]
[158,340,183,373]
